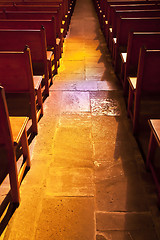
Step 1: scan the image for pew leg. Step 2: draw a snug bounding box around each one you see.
[17,129,31,186]
[127,87,134,118]
[8,152,20,204]
[30,96,38,135]
[47,59,53,85]
[146,131,160,205]
[21,128,31,169]
[146,131,157,170]
[133,94,140,135]
[36,85,44,117]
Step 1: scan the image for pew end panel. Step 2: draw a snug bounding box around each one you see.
[0,86,30,204]
[127,47,160,135]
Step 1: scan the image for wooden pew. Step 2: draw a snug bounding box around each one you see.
[113,17,160,74]
[95,0,148,30]
[0,18,59,75]
[0,47,43,134]
[20,0,73,18]
[105,3,160,44]
[2,10,64,55]
[15,0,73,27]
[1,4,68,37]
[104,2,159,38]
[13,2,70,35]
[146,119,160,204]
[0,86,30,204]
[121,31,160,96]
[0,27,53,96]
[108,9,160,50]
[127,47,160,135]
[3,10,62,41]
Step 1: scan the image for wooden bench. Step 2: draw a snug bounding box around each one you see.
[0,86,30,204]
[2,4,68,37]
[94,0,148,32]
[3,10,64,56]
[2,10,63,45]
[0,27,53,95]
[14,0,71,23]
[120,31,160,96]
[108,9,160,51]
[20,0,74,19]
[104,3,159,41]
[0,18,59,75]
[12,3,69,36]
[127,47,160,135]
[0,47,43,134]
[113,17,160,74]
[146,119,160,205]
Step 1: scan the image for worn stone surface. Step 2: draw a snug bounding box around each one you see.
[35,197,95,240]
[96,212,156,231]
[1,0,160,239]
[96,230,159,240]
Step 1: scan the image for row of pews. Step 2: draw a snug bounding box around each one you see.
[0,0,76,205]
[93,0,160,205]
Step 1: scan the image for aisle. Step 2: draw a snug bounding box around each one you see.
[2,0,160,239]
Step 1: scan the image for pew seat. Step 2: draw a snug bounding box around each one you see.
[147,119,160,205]
[127,47,160,135]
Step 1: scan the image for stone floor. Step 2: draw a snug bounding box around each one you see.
[1,0,160,239]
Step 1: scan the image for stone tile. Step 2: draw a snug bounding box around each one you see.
[45,167,94,196]
[97,81,119,91]
[61,91,90,113]
[42,91,63,115]
[76,80,98,91]
[86,67,105,77]
[96,212,155,231]
[96,231,132,240]
[3,186,45,240]
[35,197,95,240]
[54,125,92,144]
[63,50,85,60]
[84,39,101,48]
[63,42,85,51]
[91,116,120,142]
[96,230,159,240]
[85,75,103,81]
[85,56,104,63]
[91,97,121,116]
[53,72,85,82]
[50,81,77,91]
[58,60,85,74]
[130,229,159,240]
[93,138,140,162]
[85,49,102,58]
[95,175,148,212]
[59,113,92,128]
[53,132,93,164]
[64,37,84,44]
[85,61,105,69]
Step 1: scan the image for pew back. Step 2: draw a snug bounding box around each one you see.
[0,28,49,94]
[2,10,62,38]
[112,9,160,37]
[137,48,160,94]
[114,17,160,72]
